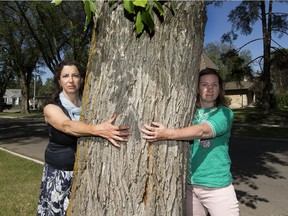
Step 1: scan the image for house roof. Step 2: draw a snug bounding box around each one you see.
[200,52,219,71]
[224,81,260,91]
[4,89,21,98]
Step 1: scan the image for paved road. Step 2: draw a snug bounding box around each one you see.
[0,117,48,162]
[0,117,288,215]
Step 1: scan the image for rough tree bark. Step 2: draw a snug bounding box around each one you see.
[68,1,206,215]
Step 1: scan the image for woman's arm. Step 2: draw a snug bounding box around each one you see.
[44,104,130,147]
[141,122,213,142]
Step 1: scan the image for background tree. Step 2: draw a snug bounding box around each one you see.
[222,0,288,114]
[204,42,253,81]
[0,63,14,112]
[37,77,54,97]
[0,1,40,114]
[0,1,91,113]
[220,49,254,82]
[270,48,288,93]
[68,1,206,215]
[24,1,92,72]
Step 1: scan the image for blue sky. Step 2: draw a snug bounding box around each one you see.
[42,1,288,82]
[205,1,288,68]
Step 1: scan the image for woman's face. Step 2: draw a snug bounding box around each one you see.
[198,74,220,108]
[58,65,83,94]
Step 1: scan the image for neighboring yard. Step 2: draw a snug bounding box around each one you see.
[232,108,288,139]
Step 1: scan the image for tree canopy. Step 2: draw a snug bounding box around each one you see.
[0,1,92,113]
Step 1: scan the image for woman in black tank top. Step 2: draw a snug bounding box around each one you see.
[37,60,130,216]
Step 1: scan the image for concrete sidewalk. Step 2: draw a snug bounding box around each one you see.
[0,117,288,215]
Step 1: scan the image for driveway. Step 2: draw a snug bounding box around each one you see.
[0,117,288,215]
[230,137,288,216]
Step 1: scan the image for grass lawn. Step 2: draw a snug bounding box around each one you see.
[0,150,43,216]
[232,108,288,139]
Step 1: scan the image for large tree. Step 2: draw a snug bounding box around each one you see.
[222,0,288,114]
[0,1,40,114]
[68,1,206,215]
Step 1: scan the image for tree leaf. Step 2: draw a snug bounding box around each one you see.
[153,0,164,16]
[141,10,154,33]
[83,0,95,31]
[51,0,62,6]
[124,0,135,14]
[133,0,147,8]
[136,11,144,35]
[169,0,176,12]
[89,0,96,13]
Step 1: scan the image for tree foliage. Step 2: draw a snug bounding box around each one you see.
[220,49,253,82]
[0,1,41,113]
[0,1,91,113]
[204,42,253,81]
[270,48,288,93]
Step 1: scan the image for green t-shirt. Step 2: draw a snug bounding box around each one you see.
[187,105,234,188]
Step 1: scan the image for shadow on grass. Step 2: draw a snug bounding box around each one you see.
[229,136,288,209]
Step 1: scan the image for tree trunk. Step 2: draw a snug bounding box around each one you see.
[261,0,272,115]
[19,69,30,114]
[68,2,206,215]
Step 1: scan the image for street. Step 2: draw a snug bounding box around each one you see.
[0,117,288,215]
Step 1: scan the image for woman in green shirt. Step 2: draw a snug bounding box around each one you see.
[141,68,239,216]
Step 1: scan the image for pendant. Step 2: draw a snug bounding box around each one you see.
[200,139,211,148]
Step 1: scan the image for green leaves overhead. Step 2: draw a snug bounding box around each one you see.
[51,0,96,31]
[51,0,174,36]
[123,0,173,35]
[83,0,97,31]
[51,0,62,6]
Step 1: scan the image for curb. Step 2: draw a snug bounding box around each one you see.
[0,147,44,165]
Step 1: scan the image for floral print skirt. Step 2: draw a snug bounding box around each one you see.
[37,163,73,216]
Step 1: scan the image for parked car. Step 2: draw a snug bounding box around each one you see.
[2,102,12,110]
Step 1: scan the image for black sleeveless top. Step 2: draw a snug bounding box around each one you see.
[45,100,78,171]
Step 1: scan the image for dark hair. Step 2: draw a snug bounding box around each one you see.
[52,59,86,103]
[196,68,229,108]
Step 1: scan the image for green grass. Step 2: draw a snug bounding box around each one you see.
[232,108,288,139]
[0,150,43,216]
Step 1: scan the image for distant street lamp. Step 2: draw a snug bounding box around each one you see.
[33,73,39,110]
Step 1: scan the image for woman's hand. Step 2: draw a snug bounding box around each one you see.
[141,122,172,142]
[95,114,130,148]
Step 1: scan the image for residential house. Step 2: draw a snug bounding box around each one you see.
[224,81,262,109]
[3,89,21,106]
[200,52,219,71]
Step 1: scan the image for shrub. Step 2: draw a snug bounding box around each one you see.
[274,93,288,110]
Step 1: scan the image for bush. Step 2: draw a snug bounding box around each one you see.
[274,93,288,110]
